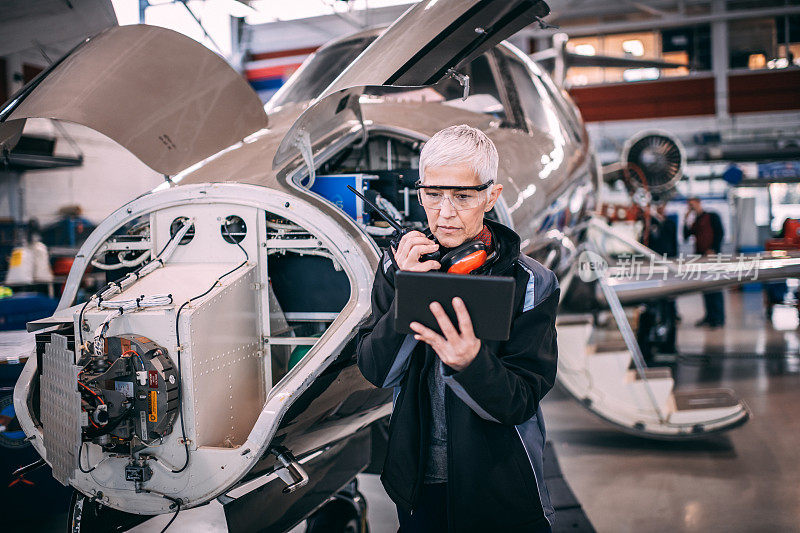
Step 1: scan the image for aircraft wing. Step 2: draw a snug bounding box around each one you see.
[608,251,800,305]
[578,218,796,305]
[0,25,268,175]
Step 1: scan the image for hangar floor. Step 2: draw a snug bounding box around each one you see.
[544,289,800,533]
[30,289,800,532]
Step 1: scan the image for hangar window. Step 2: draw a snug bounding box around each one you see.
[729,15,800,70]
[562,26,708,87]
[661,25,711,74]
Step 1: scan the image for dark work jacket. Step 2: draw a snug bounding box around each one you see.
[356,219,559,532]
[648,216,678,258]
[684,211,724,254]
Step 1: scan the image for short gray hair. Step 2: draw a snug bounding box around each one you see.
[418,124,498,186]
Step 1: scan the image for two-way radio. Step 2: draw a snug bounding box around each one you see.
[346,185,491,274]
[346,185,439,263]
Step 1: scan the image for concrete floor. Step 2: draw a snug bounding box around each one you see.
[28,289,800,532]
[542,289,800,533]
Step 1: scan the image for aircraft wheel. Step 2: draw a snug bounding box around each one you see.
[306,487,369,533]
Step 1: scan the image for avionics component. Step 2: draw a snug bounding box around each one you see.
[78,334,178,453]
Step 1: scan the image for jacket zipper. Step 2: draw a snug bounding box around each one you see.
[410,350,433,517]
[445,385,453,532]
[515,424,552,527]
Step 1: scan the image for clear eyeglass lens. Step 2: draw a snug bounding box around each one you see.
[419,189,483,210]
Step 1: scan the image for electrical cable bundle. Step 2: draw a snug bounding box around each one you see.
[76,218,193,349]
[98,294,174,313]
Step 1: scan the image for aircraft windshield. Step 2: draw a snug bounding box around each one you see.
[269,35,378,109]
[503,53,549,132]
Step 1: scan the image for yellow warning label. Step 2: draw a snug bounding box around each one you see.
[9,249,22,268]
[148,391,158,422]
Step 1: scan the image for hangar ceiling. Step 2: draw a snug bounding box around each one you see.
[0,0,117,58]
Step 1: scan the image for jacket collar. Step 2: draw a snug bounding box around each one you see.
[421,218,521,275]
[482,219,521,275]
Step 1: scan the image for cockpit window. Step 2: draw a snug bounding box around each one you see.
[538,73,584,143]
[502,53,553,134]
[269,35,378,109]
[499,48,583,143]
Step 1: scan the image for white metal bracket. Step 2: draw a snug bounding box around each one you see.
[294,130,315,189]
[447,68,470,100]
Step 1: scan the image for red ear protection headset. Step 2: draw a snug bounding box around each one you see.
[345,185,494,275]
[436,240,490,275]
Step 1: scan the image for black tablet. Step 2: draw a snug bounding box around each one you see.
[394,271,516,341]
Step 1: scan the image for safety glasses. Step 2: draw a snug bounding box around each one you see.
[415,180,494,211]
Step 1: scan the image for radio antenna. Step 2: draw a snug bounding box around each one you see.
[346,185,403,232]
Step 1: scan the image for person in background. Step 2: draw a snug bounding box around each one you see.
[684,196,725,328]
[648,203,678,258]
[638,202,679,359]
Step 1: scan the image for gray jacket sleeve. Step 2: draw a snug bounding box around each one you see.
[355,250,418,388]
